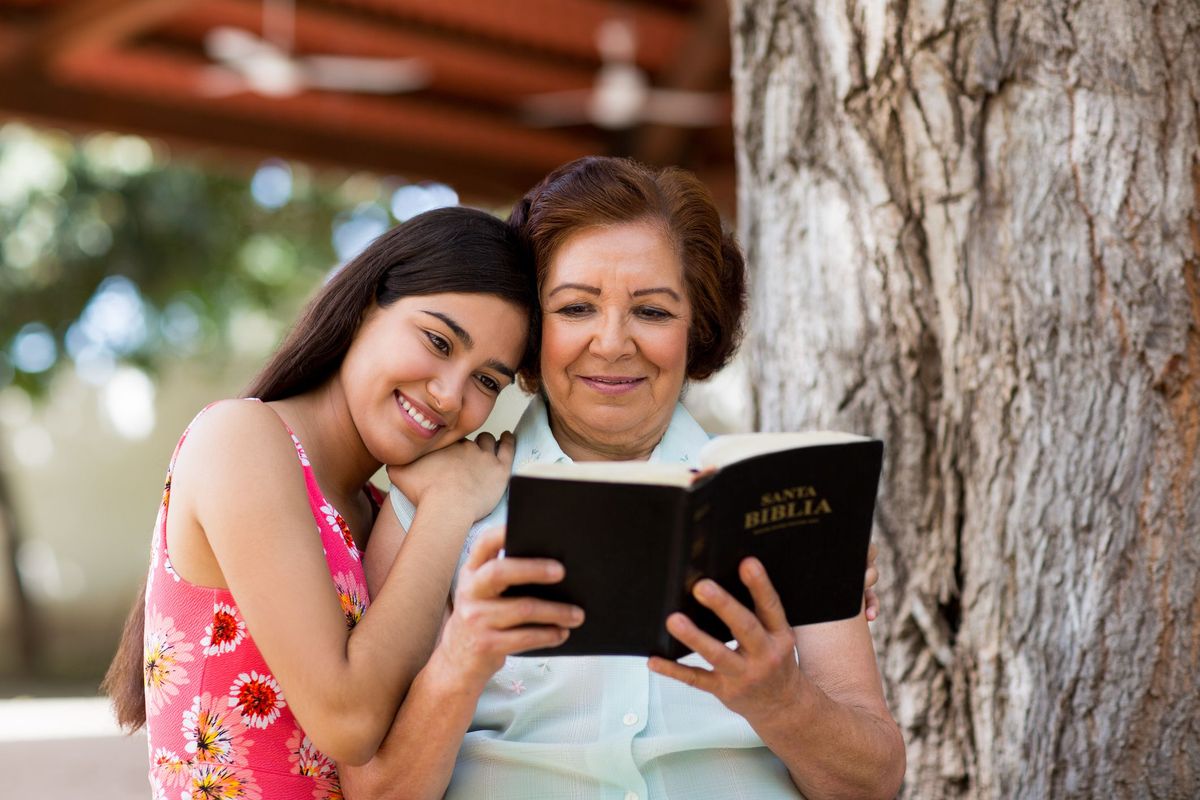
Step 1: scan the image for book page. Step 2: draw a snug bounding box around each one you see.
[699,431,870,470]
[515,460,696,487]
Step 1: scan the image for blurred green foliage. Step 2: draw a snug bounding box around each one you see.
[0,122,383,397]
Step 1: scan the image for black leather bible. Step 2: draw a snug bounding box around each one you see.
[503,432,884,659]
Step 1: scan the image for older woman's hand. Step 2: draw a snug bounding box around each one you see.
[434,526,584,689]
[864,542,880,621]
[647,557,808,724]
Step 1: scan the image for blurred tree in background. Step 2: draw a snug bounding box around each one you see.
[0,121,460,674]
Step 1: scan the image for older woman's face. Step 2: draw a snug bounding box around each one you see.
[539,221,691,460]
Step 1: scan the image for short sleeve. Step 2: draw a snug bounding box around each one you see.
[388,486,417,533]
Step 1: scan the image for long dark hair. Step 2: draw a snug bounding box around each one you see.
[102,206,536,731]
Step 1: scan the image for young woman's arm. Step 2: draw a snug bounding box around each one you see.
[170,401,510,765]
[340,527,582,799]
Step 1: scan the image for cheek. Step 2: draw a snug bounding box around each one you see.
[539,320,585,378]
[643,326,690,378]
[459,391,497,432]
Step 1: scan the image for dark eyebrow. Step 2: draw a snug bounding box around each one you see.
[485,359,516,381]
[547,283,601,298]
[632,287,682,301]
[420,310,472,349]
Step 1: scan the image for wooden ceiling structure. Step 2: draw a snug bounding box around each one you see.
[0,0,735,210]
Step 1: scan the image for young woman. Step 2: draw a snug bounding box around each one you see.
[102,206,537,800]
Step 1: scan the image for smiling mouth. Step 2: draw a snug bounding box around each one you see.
[579,375,645,394]
[395,391,443,433]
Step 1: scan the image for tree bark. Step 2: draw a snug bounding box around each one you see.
[731,1,1200,797]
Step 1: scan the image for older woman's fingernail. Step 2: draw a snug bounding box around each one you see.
[696,580,716,598]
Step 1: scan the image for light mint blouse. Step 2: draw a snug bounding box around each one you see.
[390,396,800,800]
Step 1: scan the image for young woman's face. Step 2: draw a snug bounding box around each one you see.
[340,292,528,465]
[539,221,691,460]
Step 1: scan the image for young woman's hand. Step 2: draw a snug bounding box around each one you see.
[431,526,583,690]
[386,432,515,521]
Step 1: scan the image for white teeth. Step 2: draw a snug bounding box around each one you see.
[398,395,439,431]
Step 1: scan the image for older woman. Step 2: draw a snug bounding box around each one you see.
[345,157,905,799]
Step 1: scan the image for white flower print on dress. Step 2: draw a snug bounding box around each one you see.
[202,602,247,656]
[182,692,254,767]
[162,550,180,582]
[332,572,368,630]
[290,433,311,466]
[286,728,336,778]
[144,607,194,716]
[312,775,344,800]
[184,761,262,800]
[228,671,287,729]
[150,746,188,789]
[320,502,359,561]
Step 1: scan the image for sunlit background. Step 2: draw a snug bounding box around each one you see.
[0,125,750,689]
[0,1,743,793]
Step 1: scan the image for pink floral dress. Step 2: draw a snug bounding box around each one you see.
[142,401,378,800]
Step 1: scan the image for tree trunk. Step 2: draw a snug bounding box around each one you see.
[730,1,1200,797]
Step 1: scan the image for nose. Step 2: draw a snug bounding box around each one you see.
[427,370,465,419]
[588,309,635,361]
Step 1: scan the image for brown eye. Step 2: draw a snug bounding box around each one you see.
[556,304,592,317]
[635,306,673,320]
[425,331,451,354]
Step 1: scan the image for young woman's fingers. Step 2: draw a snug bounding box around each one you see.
[664,612,743,673]
[739,558,791,634]
[865,587,880,621]
[864,565,879,589]
[647,655,718,694]
[495,430,517,464]
[463,525,506,571]
[474,432,498,454]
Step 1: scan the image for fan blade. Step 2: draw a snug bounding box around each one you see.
[204,26,279,63]
[197,65,249,98]
[521,90,596,126]
[639,88,728,127]
[299,56,431,93]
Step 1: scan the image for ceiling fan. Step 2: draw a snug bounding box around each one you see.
[200,0,431,98]
[522,19,727,130]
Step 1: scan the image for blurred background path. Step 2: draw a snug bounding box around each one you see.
[1,691,147,797]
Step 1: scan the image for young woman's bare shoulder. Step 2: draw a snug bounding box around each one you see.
[176,399,300,475]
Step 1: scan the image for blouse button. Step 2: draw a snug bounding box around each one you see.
[622,712,638,726]
[624,793,639,800]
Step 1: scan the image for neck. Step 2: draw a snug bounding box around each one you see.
[547,406,666,463]
[268,380,380,501]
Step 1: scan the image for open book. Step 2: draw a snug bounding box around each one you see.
[503,431,884,658]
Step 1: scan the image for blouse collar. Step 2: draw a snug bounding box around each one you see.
[512,394,707,470]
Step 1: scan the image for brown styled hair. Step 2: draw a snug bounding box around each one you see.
[101,206,536,731]
[506,156,746,392]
